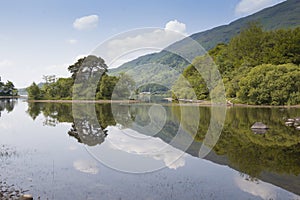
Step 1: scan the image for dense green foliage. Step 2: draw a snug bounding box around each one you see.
[174,24,300,105]
[172,55,221,100]
[27,82,42,100]
[109,0,300,90]
[238,64,300,105]
[138,83,169,93]
[0,79,18,96]
[96,74,119,99]
[27,55,121,100]
[27,78,74,100]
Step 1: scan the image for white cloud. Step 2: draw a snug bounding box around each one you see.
[68,145,78,151]
[165,20,187,35]
[234,174,300,200]
[0,60,13,67]
[44,63,70,77]
[73,159,99,174]
[100,20,187,68]
[66,39,78,45]
[235,0,285,16]
[106,126,186,170]
[73,15,99,30]
[0,122,12,130]
[235,175,275,199]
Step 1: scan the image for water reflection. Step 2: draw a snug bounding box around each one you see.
[27,103,112,146]
[234,174,299,200]
[215,108,300,176]
[73,159,99,174]
[27,102,191,172]
[0,99,17,117]
[26,103,300,195]
[105,126,186,169]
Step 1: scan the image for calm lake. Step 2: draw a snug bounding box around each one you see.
[1,99,300,200]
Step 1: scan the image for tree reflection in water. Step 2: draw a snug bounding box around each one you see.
[68,122,107,146]
[26,102,300,184]
[27,103,114,146]
[0,99,17,117]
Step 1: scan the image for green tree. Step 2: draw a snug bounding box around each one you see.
[112,73,136,100]
[27,82,42,100]
[96,74,119,99]
[41,78,74,100]
[68,57,86,80]
[0,80,18,96]
[4,81,18,96]
[208,24,299,100]
[227,22,265,67]
[69,55,108,82]
[237,64,300,105]
[71,55,109,100]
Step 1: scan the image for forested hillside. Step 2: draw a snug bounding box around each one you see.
[173,24,300,105]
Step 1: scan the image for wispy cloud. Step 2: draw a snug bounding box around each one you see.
[234,174,299,199]
[73,15,99,30]
[235,0,285,16]
[44,63,70,78]
[106,126,186,170]
[0,60,13,67]
[73,159,99,174]
[66,39,78,45]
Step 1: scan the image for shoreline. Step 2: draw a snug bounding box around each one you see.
[25,99,142,104]
[0,96,22,99]
[23,99,300,108]
[2,96,299,107]
[226,103,300,108]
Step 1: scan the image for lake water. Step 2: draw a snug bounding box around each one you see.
[1,99,300,200]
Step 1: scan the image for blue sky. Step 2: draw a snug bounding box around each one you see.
[0,0,285,87]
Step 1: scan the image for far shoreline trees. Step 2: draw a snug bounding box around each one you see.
[27,55,135,100]
[0,78,18,97]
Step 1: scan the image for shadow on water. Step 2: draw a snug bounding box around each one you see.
[26,102,300,195]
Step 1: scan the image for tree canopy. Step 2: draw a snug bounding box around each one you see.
[173,23,300,105]
[0,79,18,96]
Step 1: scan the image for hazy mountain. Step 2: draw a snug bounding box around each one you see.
[18,82,45,96]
